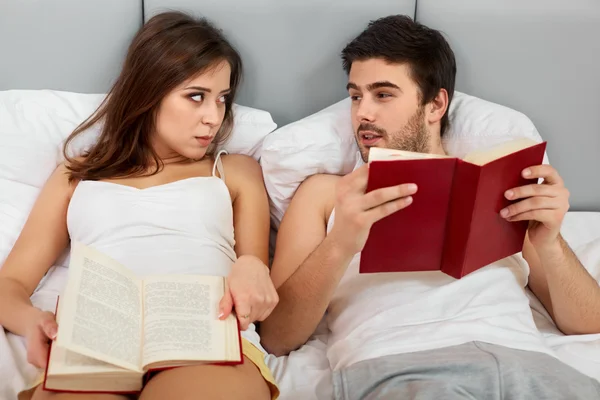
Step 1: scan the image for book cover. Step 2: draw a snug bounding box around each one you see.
[359,139,547,279]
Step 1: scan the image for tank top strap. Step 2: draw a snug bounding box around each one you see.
[212,149,228,180]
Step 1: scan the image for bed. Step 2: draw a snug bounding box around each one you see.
[1,0,600,399]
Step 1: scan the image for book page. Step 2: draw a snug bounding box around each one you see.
[45,345,143,393]
[368,147,450,163]
[47,343,130,375]
[462,138,539,166]
[55,242,143,372]
[141,275,231,368]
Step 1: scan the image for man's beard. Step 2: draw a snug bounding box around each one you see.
[356,106,430,162]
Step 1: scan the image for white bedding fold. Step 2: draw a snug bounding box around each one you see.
[2,213,600,399]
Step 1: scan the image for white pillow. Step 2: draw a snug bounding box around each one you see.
[261,91,547,228]
[0,89,277,266]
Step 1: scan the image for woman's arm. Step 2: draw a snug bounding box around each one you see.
[223,154,270,264]
[218,155,277,328]
[0,163,75,337]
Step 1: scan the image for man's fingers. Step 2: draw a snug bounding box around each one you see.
[347,164,370,191]
[501,197,559,219]
[362,184,417,211]
[507,210,555,223]
[364,196,413,224]
[505,184,558,200]
[523,165,563,186]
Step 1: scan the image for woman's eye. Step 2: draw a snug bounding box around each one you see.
[218,95,227,103]
[190,93,204,102]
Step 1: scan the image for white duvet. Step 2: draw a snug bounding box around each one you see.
[1,212,599,400]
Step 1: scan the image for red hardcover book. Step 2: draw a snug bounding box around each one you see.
[42,242,242,394]
[359,138,547,279]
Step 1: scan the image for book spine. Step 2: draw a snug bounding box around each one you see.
[459,143,546,276]
[440,160,481,279]
[42,297,60,392]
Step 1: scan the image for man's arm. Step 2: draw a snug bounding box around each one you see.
[260,174,351,356]
[524,234,600,335]
[501,164,600,334]
[261,166,417,356]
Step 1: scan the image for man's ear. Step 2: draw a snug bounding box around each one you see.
[426,88,449,125]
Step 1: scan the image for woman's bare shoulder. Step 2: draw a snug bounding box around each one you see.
[220,154,262,180]
[218,154,264,201]
[63,155,86,168]
[220,153,258,168]
[50,161,81,196]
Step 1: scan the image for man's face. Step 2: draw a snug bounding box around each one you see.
[348,58,430,161]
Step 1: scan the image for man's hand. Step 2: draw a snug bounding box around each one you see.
[501,165,570,249]
[328,164,417,255]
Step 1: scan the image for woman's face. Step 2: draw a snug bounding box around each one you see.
[153,60,232,161]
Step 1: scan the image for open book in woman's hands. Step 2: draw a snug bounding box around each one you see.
[43,242,242,394]
[360,138,547,279]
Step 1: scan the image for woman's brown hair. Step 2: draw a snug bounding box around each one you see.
[63,11,243,182]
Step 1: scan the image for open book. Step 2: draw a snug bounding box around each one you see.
[43,242,242,394]
[360,138,547,279]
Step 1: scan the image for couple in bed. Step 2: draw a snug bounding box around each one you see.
[0,10,599,400]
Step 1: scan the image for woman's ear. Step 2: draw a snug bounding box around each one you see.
[426,88,449,125]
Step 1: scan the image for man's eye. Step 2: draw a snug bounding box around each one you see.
[377,93,392,99]
[190,93,204,102]
[350,95,362,101]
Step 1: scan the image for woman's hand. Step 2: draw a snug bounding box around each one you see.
[24,310,58,368]
[218,255,279,330]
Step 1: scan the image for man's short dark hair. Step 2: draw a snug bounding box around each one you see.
[342,15,456,136]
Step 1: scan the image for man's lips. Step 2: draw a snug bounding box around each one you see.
[359,131,383,146]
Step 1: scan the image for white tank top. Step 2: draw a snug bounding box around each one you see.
[65,151,263,348]
[325,157,556,370]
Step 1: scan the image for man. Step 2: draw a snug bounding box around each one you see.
[260,15,600,399]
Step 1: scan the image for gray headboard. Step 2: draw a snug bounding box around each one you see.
[0,0,598,211]
[417,0,600,211]
[144,0,417,126]
[0,0,142,93]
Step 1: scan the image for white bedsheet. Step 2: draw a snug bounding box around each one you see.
[267,211,600,399]
[1,212,599,400]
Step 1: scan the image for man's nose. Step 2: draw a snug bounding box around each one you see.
[356,99,375,122]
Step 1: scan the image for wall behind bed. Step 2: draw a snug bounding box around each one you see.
[0,0,597,210]
[416,0,600,211]
[144,0,417,126]
[0,0,143,93]
[147,0,600,211]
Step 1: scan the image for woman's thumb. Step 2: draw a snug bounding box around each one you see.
[40,312,58,340]
[218,289,233,320]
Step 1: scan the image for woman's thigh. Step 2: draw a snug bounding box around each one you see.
[139,356,271,400]
[32,386,131,400]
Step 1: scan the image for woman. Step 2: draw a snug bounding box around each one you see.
[0,11,279,400]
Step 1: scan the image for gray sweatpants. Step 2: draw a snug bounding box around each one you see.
[333,341,600,400]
